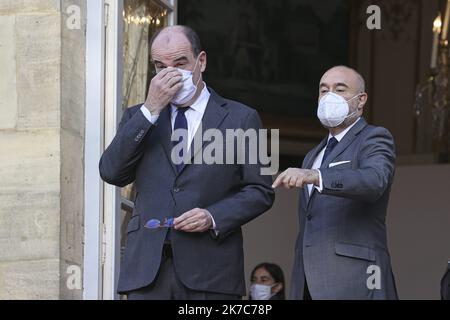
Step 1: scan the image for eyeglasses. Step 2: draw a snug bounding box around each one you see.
[144,218,175,229]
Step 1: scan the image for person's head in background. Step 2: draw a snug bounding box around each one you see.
[249,263,285,300]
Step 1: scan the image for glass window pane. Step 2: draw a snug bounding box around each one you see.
[122,0,171,110]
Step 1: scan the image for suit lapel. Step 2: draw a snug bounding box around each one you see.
[156,90,230,176]
[319,118,368,169]
[304,138,327,169]
[306,118,368,206]
[177,88,229,176]
[303,138,327,205]
[156,106,177,175]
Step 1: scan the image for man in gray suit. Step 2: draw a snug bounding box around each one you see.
[273,66,398,300]
[99,25,274,299]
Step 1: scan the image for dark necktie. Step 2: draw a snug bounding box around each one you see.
[322,137,338,164]
[166,107,189,243]
[172,107,189,173]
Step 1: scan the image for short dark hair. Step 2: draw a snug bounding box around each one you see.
[150,25,202,58]
[250,262,286,299]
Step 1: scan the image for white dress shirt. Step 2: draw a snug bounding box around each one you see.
[307,117,361,195]
[140,84,218,232]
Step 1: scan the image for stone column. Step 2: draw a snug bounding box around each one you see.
[0,0,86,299]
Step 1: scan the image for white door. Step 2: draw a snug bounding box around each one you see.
[100,0,177,300]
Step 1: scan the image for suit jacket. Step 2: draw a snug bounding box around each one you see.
[99,88,274,295]
[290,118,398,300]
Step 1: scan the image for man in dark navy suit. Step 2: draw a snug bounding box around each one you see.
[99,25,274,300]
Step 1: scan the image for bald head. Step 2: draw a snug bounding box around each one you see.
[150,25,202,59]
[320,66,365,94]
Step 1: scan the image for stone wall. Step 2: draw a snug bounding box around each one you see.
[0,0,86,299]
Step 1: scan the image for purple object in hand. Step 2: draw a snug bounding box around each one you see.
[144,218,175,229]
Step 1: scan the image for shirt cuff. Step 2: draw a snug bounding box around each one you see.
[207,211,219,236]
[314,169,323,193]
[140,105,160,124]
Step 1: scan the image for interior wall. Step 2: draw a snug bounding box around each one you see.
[387,164,450,300]
[353,0,440,156]
[243,187,299,298]
[243,164,450,299]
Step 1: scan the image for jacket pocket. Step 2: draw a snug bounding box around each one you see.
[328,160,351,168]
[335,242,376,262]
[126,214,140,234]
[328,162,353,170]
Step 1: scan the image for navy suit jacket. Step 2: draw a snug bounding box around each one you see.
[99,88,274,295]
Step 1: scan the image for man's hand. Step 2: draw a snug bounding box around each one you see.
[174,208,213,233]
[272,168,320,189]
[144,67,183,115]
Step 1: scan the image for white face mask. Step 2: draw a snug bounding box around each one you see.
[250,283,276,300]
[170,56,202,106]
[317,92,361,128]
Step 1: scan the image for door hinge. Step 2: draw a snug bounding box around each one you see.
[104,2,110,27]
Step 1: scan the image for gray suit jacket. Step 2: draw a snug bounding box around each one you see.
[290,118,398,300]
[99,88,274,295]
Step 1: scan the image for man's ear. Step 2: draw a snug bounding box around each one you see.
[199,51,207,73]
[357,93,368,110]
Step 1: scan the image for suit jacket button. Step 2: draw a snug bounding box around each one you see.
[307,214,312,221]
